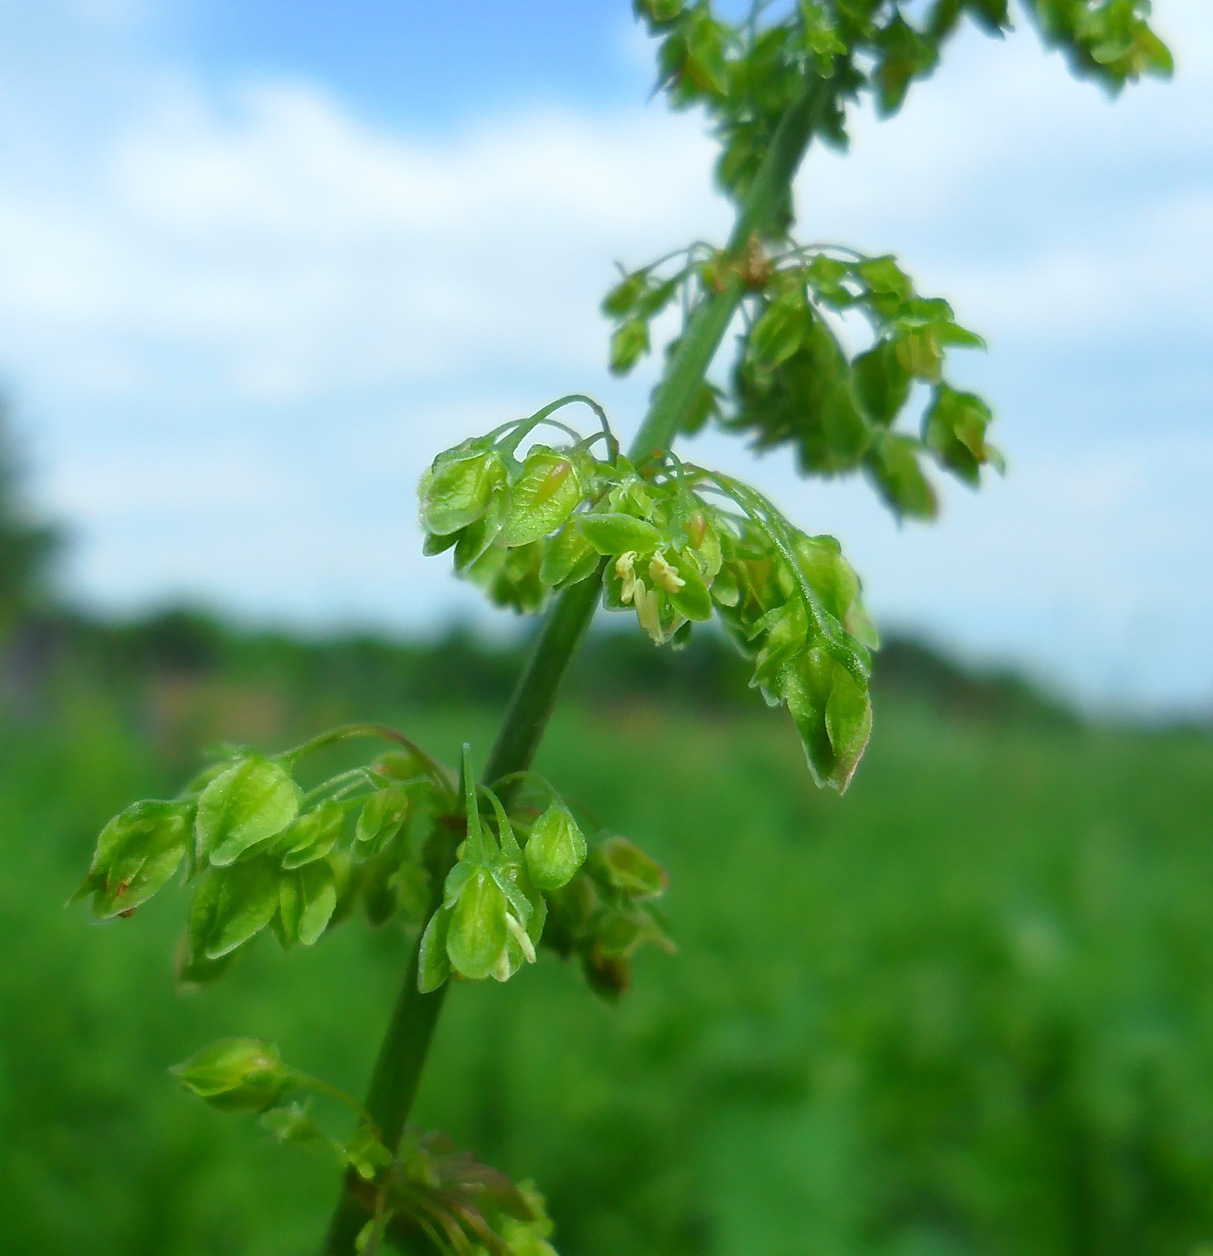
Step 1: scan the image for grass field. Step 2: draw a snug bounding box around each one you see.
[3,676,1212,1256]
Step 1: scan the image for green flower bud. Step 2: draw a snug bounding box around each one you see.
[710,560,741,607]
[370,748,428,781]
[344,1123,393,1182]
[601,836,668,899]
[354,784,410,854]
[608,316,650,375]
[419,442,507,537]
[170,1038,295,1114]
[793,533,879,649]
[524,803,587,892]
[196,756,302,867]
[540,522,599,588]
[447,868,509,981]
[261,1103,328,1153]
[468,540,549,614]
[683,508,723,579]
[923,382,1000,486]
[72,799,192,920]
[496,448,585,547]
[578,512,663,555]
[782,646,872,792]
[750,601,808,702]
[601,267,651,317]
[280,801,344,870]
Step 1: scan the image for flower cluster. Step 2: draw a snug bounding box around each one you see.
[74,726,672,998]
[171,1037,562,1255]
[73,727,451,983]
[603,239,1003,519]
[634,0,1172,221]
[421,410,877,791]
[417,749,671,996]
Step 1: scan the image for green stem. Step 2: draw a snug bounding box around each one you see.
[277,722,455,799]
[321,71,828,1255]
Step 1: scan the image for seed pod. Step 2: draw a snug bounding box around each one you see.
[196,756,302,867]
[525,803,588,892]
[497,449,585,547]
[447,868,509,981]
[419,443,506,537]
[170,1038,294,1114]
[72,799,192,920]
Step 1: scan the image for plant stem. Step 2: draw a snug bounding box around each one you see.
[321,72,827,1255]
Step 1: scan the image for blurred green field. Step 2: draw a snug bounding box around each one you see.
[3,675,1213,1256]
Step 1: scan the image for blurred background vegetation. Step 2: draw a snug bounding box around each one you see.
[2,405,1212,1256]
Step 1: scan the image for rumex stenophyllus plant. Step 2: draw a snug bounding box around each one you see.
[75,2,1171,1252]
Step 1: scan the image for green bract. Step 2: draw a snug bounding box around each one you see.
[192,854,281,959]
[579,512,663,555]
[540,523,599,588]
[170,1038,294,1114]
[280,801,344,870]
[783,646,873,791]
[447,869,509,981]
[525,804,587,893]
[497,448,585,547]
[419,441,506,537]
[354,784,410,853]
[196,755,302,866]
[601,837,668,899]
[74,799,192,919]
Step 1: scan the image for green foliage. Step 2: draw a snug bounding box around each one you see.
[9,694,1213,1254]
[602,239,999,515]
[63,1,1176,1250]
[634,0,1170,217]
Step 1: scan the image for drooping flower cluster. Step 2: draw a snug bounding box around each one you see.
[74,726,671,1001]
[420,407,877,791]
[73,729,449,982]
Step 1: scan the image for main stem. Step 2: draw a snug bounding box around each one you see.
[322,74,827,1255]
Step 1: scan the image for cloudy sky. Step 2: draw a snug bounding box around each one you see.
[0,0,1208,715]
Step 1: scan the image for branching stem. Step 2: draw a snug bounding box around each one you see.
[321,71,829,1255]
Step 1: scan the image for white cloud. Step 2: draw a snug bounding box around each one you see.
[0,0,1209,712]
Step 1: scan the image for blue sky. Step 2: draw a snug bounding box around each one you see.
[0,0,1209,715]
